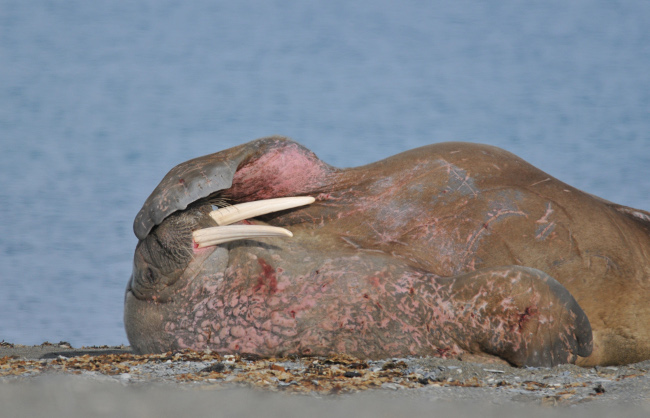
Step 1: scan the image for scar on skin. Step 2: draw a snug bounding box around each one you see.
[253,258,278,294]
[536,203,554,224]
[530,178,551,187]
[535,222,556,240]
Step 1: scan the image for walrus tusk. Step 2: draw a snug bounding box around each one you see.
[195,197,313,247]
[209,196,315,226]
[193,225,293,248]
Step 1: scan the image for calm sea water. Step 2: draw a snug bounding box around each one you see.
[1,0,649,347]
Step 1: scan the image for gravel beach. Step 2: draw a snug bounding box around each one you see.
[2,342,650,417]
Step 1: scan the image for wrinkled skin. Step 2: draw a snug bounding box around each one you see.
[125,136,650,366]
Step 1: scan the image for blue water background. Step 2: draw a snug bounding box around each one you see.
[1,0,649,347]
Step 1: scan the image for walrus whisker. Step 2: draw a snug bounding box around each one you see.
[208,196,232,210]
[209,196,315,226]
[192,225,293,248]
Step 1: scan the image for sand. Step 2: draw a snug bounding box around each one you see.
[2,342,649,417]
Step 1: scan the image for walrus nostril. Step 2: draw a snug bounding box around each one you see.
[145,267,156,285]
[144,202,216,270]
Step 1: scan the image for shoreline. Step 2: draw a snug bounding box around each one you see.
[2,342,650,415]
[0,341,132,360]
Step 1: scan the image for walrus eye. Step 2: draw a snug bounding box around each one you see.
[192,196,314,248]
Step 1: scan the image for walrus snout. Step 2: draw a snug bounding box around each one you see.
[129,202,216,302]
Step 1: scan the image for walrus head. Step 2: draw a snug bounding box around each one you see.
[126,137,333,352]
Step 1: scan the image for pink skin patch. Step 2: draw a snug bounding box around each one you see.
[228,143,332,201]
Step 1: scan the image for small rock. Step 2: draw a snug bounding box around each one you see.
[381,361,408,370]
[270,364,286,372]
[201,362,226,373]
[420,371,438,383]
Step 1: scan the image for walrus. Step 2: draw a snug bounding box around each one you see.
[125,136,650,367]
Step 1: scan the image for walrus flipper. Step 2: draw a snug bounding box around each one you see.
[445,266,593,367]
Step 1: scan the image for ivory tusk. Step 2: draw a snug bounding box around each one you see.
[192,225,293,248]
[210,196,315,226]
